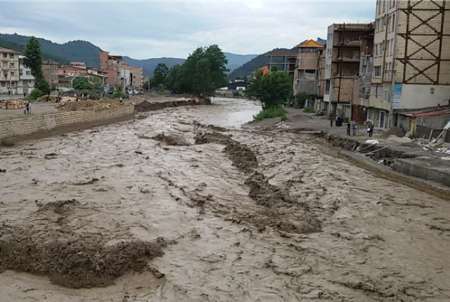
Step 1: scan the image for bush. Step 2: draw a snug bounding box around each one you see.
[112,87,126,99]
[253,105,287,121]
[27,88,44,100]
[303,107,314,113]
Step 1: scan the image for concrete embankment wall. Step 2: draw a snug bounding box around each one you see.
[0,105,134,141]
[325,133,450,199]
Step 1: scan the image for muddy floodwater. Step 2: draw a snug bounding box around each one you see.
[1,97,450,301]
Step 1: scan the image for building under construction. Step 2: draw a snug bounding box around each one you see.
[370,0,450,129]
[323,23,374,120]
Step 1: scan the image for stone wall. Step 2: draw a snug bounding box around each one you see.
[0,105,134,140]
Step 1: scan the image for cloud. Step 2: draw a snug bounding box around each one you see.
[0,0,374,58]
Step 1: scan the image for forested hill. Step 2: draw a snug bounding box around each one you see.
[228,52,270,80]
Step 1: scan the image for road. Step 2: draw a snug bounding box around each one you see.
[1,98,450,301]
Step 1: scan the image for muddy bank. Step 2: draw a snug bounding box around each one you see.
[0,199,166,289]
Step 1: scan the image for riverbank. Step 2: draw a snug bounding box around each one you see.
[248,108,450,195]
[0,95,213,146]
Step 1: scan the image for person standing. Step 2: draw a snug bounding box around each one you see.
[367,120,374,137]
[26,101,31,114]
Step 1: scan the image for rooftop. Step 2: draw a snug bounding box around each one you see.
[296,39,324,48]
[0,47,18,54]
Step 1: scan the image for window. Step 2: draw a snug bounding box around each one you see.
[391,14,396,32]
[10,71,14,77]
[374,66,381,77]
[325,79,330,94]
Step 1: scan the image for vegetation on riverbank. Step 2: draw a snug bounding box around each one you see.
[148,45,228,98]
[253,105,287,121]
[247,69,291,121]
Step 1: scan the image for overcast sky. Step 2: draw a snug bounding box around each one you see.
[0,0,374,59]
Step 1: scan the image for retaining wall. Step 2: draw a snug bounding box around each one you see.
[0,105,134,140]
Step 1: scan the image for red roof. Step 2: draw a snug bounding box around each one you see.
[402,108,450,118]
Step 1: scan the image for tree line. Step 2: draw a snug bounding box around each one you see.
[150,45,228,97]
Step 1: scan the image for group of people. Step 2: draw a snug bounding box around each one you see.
[329,113,375,137]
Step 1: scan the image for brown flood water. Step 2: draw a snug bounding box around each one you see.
[1,97,450,301]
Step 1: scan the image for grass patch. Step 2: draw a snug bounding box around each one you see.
[303,107,314,113]
[254,105,287,121]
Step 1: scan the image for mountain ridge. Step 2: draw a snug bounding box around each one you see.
[0,33,258,77]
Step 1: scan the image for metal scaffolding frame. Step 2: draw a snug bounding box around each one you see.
[397,0,450,85]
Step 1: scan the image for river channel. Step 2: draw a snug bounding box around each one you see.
[1,97,450,301]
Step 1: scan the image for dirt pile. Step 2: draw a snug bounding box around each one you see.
[0,199,166,288]
[57,100,125,112]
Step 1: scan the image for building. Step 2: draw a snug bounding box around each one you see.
[267,48,298,77]
[324,23,374,120]
[100,50,123,90]
[129,66,144,93]
[42,60,59,89]
[293,39,324,97]
[370,0,450,129]
[314,45,328,113]
[0,47,19,95]
[17,55,35,96]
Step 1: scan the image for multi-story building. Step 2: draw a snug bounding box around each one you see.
[100,50,143,93]
[267,48,298,77]
[370,0,450,129]
[129,66,144,92]
[100,50,123,91]
[293,39,324,97]
[324,23,374,119]
[17,55,34,96]
[42,60,59,90]
[0,47,19,95]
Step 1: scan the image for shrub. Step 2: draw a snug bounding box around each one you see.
[27,88,44,100]
[303,107,314,113]
[253,105,287,121]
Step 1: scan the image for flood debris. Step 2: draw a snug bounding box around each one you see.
[152,133,190,146]
[72,177,100,186]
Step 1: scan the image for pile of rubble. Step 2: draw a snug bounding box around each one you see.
[57,99,125,112]
[0,100,26,110]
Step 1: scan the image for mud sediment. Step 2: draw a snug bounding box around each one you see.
[0,199,166,289]
[194,129,321,234]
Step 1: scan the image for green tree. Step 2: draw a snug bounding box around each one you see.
[247,70,292,109]
[24,37,50,94]
[165,64,185,94]
[165,45,228,97]
[184,45,228,96]
[152,63,169,89]
[72,77,93,90]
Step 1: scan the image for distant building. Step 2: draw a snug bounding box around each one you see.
[0,47,19,95]
[100,50,123,90]
[292,39,324,97]
[324,23,374,120]
[129,66,144,92]
[42,60,59,89]
[267,49,298,77]
[17,55,35,96]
